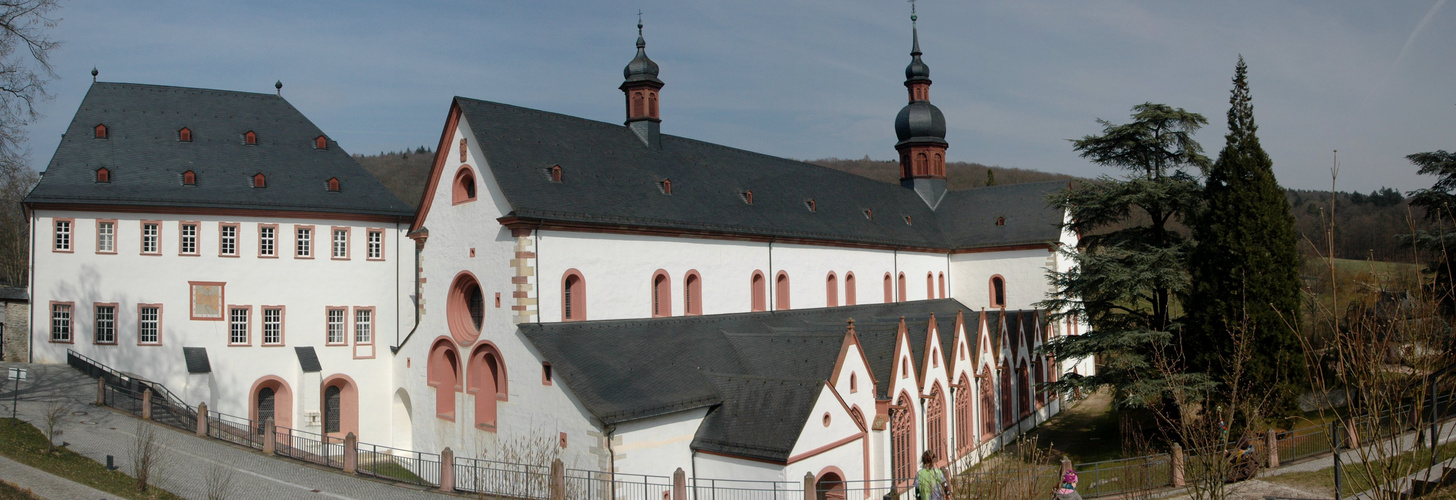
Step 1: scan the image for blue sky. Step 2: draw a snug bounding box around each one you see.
[24,0,1455,192]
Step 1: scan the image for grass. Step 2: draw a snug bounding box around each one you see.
[358,453,429,485]
[1022,388,1123,463]
[0,480,44,500]
[1263,444,1456,496]
[0,418,184,500]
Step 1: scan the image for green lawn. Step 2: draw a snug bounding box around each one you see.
[1264,445,1456,496]
[0,480,44,500]
[0,418,184,500]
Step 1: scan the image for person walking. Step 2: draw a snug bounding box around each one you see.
[912,451,948,500]
[1055,468,1082,500]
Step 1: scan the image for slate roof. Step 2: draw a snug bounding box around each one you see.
[182,347,211,374]
[454,98,1064,250]
[0,287,26,302]
[295,346,322,373]
[522,299,997,463]
[25,82,413,219]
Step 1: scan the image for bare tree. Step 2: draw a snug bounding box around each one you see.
[130,420,169,492]
[204,461,235,500]
[0,0,60,286]
[39,400,67,452]
[950,436,1057,500]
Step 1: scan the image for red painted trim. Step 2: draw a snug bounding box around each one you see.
[249,376,293,429]
[48,301,75,343]
[366,228,385,261]
[325,307,349,345]
[188,281,226,321]
[136,303,163,346]
[897,273,907,303]
[786,433,861,464]
[774,271,790,311]
[320,373,359,440]
[541,362,553,386]
[139,220,162,256]
[452,165,478,205]
[258,223,279,258]
[177,221,201,256]
[293,225,315,259]
[218,222,240,257]
[26,202,409,224]
[651,269,672,317]
[410,103,463,233]
[95,219,118,254]
[989,275,1006,308]
[352,306,376,359]
[813,466,849,488]
[51,217,74,253]
[825,271,838,308]
[883,273,893,303]
[92,302,120,345]
[750,270,766,312]
[683,270,702,316]
[560,269,586,321]
[227,305,252,346]
[844,271,857,306]
[938,272,946,299]
[428,336,461,421]
[468,340,508,431]
[330,226,351,260]
[447,271,484,345]
[261,305,286,346]
[926,272,935,301]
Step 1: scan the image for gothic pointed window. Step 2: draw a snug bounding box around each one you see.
[897,273,907,303]
[891,393,916,485]
[927,385,947,465]
[990,275,1006,308]
[844,272,857,305]
[883,273,893,303]
[956,374,973,453]
[980,368,997,440]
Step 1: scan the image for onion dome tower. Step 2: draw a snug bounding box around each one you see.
[894,6,949,208]
[621,16,664,148]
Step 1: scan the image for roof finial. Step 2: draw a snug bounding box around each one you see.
[636,10,646,49]
[91,67,98,82]
[275,80,282,95]
[909,0,922,56]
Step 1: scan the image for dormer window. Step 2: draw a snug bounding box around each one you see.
[327,177,340,192]
[178,127,191,142]
[743,190,753,205]
[864,209,873,220]
[244,131,257,145]
[95,167,110,183]
[315,135,328,149]
[182,170,196,185]
[806,199,816,213]
[996,216,1006,226]
[549,165,562,183]
[904,215,912,226]
[253,173,266,188]
[660,179,671,194]
[94,124,108,139]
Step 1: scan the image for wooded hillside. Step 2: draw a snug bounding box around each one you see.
[355,151,1418,263]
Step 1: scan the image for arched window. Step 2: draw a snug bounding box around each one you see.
[891,392,916,485]
[1035,358,1047,408]
[315,135,328,149]
[849,373,857,393]
[648,92,658,117]
[996,217,1006,226]
[96,167,110,183]
[453,166,477,204]
[250,377,293,432]
[990,275,1006,308]
[562,270,585,321]
[815,470,846,500]
[253,173,266,188]
[684,271,702,316]
[938,273,946,299]
[321,374,358,438]
[956,374,973,454]
[244,131,257,145]
[550,165,562,182]
[94,124,108,139]
[327,177,340,192]
[883,273,893,303]
[927,385,947,466]
[915,152,928,175]
[897,273,907,303]
[447,272,484,345]
[632,91,645,117]
[979,368,997,440]
[825,272,838,307]
[1000,366,1015,429]
[933,153,943,175]
[750,271,766,312]
[182,170,196,186]
[1018,362,1031,419]
[178,127,191,142]
[844,272,856,305]
[428,339,461,420]
[469,342,507,430]
[652,270,671,317]
[775,271,790,310]
[927,272,935,300]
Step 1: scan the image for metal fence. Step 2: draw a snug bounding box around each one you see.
[564,470,676,500]
[101,384,144,416]
[207,410,264,450]
[275,425,344,469]
[454,456,552,498]
[356,441,440,488]
[1277,426,1329,463]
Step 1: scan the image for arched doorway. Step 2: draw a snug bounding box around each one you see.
[815,470,846,500]
[256,387,274,435]
[249,376,292,433]
[321,374,359,439]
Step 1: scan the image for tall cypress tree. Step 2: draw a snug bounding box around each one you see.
[1187,57,1305,417]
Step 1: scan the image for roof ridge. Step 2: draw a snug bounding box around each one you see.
[94,81,283,100]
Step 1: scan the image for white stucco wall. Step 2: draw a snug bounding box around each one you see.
[949,248,1056,311]
[613,408,708,477]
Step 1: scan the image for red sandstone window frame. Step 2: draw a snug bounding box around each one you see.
[883,273,893,303]
[95,219,117,255]
[257,224,278,258]
[140,220,161,256]
[561,269,586,321]
[218,223,239,257]
[683,270,702,316]
[775,271,791,310]
[542,362,553,386]
[352,306,375,359]
[750,271,767,312]
[253,173,267,188]
[228,305,252,346]
[52,218,73,253]
[366,229,384,261]
[989,275,1006,308]
[93,302,119,345]
[330,226,351,261]
[428,338,461,421]
[327,177,340,192]
[325,307,349,346]
[651,270,672,317]
[844,272,856,305]
[178,221,200,256]
[261,306,286,347]
[137,303,163,346]
[825,271,838,307]
[293,225,314,259]
[49,301,74,343]
[447,272,485,345]
[549,165,562,183]
[926,272,935,300]
[315,135,328,150]
[452,166,477,205]
[897,273,907,303]
[244,130,257,145]
[468,342,508,431]
[938,272,946,299]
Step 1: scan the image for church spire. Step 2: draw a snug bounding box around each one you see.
[621,12,664,148]
[893,2,949,208]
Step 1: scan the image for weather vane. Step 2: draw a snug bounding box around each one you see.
[910,0,917,23]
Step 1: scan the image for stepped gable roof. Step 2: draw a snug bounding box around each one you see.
[523,299,988,463]
[26,82,413,219]
[454,97,1062,250]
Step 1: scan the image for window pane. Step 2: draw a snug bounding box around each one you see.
[260,227,275,256]
[95,305,115,343]
[263,308,281,344]
[332,229,347,258]
[230,308,248,344]
[354,309,371,343]
[221,225,236,255]
[142,223,158,253]
[98,222,114,252]
[139,307,159,344]
[328,309,345,344]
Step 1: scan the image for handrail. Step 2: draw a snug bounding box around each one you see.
[67,349,191,410]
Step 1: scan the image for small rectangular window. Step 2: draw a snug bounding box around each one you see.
[367,230,383,260]
[96,220,115,253]
[179,222,199,255]
[94,304,116,344]
[51,303,72,342]
[262,307,283,345]
[295,226,313,258]
[332,228,349,259]
[259,225,276,257]
[542,362,553,385]
[327,308,347,345]
[138,305,161,345]
[354,308,372,344]
[141,222,160,255]
[53,219,72,251]
[229,307,250,345]
[220,224,238,256]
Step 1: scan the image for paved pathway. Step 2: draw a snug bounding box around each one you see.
[0,454,114,500]
[1,362,451,500]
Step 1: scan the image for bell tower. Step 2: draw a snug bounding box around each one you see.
[621,14,664,149]
[893,4,950,208]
